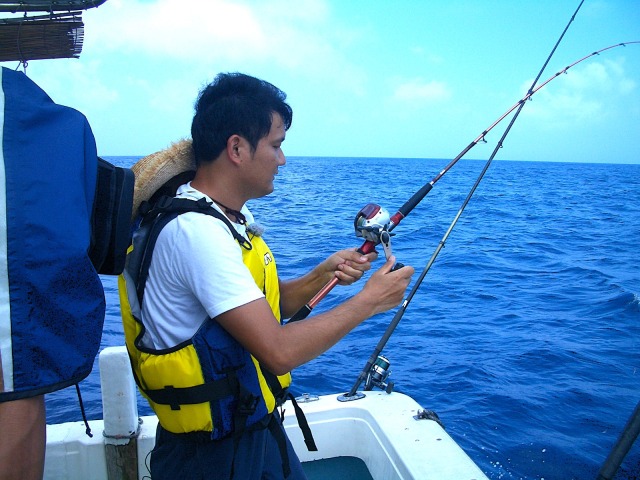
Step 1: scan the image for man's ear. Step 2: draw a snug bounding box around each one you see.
[226,135,248,165]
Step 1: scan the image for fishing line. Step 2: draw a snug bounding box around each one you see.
[289,35,640,323]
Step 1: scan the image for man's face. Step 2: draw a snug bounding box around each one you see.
[246,112,287,198]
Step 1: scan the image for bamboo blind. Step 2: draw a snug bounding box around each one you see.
[0,13,84,62]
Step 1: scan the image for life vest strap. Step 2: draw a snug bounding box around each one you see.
[266,413,291,479]
[286,393,318,452]
[260,368,317,452]
[135,196,253,305]
[142,377,235,411]
[141,196,252,250]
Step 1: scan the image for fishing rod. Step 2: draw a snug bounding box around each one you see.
[289,37,639,324]
[340,37,640,398]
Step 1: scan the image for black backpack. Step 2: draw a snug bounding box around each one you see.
[89,157,135,275]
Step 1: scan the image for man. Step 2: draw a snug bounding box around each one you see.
[120,72,414,479]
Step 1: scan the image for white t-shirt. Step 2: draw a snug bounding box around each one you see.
[139,183,264,349]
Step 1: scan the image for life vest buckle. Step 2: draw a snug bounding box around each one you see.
[163,385,182,411]
[236,394,260,417]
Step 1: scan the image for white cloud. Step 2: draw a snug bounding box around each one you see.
[86,0,265,60]
[521,56,636,125]
[391,79,451,103]
[86,0,340,68]
[80,0,368,96]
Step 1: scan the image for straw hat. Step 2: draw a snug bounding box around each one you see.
[131,139,197,221]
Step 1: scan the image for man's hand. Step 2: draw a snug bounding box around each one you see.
[359,255,414,316]
[319,249,379,286]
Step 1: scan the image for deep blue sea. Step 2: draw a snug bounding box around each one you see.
[46,157,639,480]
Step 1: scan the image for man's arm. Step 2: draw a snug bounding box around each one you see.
[216,256,413,375]
[278,249,379,319]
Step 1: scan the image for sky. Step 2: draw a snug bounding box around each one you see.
[3,0,640,163]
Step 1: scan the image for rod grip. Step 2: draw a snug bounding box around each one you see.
[399,183,432,217]
[288,277,339,323]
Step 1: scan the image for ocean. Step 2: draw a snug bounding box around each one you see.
[45,156,639,480]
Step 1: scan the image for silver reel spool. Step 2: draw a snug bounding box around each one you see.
[354,204,391,243]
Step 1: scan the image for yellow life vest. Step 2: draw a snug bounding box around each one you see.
[118,197,291,439]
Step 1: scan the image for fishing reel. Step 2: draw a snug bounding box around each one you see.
[354,203,403,270]
[364,355,394,394]
[354,203,391,243]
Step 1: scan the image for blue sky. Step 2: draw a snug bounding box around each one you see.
[5,0,640,163]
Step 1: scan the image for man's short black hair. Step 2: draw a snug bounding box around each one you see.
[191,72,293,165]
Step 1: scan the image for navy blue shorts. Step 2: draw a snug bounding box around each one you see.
[149,415,307,480]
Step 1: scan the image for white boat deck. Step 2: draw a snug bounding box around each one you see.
[284,391,487,480]
[44,347,488,479]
